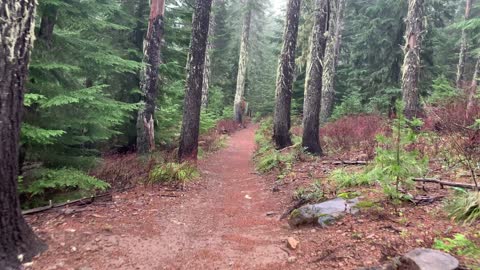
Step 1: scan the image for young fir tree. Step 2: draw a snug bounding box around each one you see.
[302,0,329,155]
[273,0,302,149]
[402,0,425,119]
[234,0,252,124]
[136,0,165,154]
[0,1,47,268]
[178,0,213,161]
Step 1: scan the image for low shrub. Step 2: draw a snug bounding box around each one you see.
[19,168,110,208]
[148,162,199,184]
[330,168,376,188]
[424,97,480,134]
[254,118,301,175]
[445,188,480,224]
[320,114,385,157]
[433,234,480,269]
[293,180,324,202]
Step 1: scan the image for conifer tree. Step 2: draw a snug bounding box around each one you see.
[302,0,329,155]
[273,0,302,149]
[456,0,473,89]
[178,0,213,161]
[320,0,346,124]
[136,0,165,154]
[402,0,425,119]
[234,0,252,124]
[0,1,47,268]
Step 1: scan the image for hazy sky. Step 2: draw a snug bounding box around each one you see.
[271,0,286,15]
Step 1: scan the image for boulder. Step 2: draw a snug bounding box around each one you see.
[357,248,459,270]
[288,197,359,227]
[398,248,459,270]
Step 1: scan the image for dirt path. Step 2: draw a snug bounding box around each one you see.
[29,126,292,270]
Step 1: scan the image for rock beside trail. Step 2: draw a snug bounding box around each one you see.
[287,237,299,250]
[358,248,459,270]
[399,248,459,270]
[288,197,360,227]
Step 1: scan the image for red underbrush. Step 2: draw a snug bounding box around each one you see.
[320,114,386,159]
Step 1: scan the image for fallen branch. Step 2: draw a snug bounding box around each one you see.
[413,178,478,190]
[22,192,111,215]
[321,160,368,165]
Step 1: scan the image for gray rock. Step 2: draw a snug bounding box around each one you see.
[399,248,459,270]
[288,197,359,227]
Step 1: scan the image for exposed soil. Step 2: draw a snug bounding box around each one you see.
[25,125,480,270]
[27,126,292,270]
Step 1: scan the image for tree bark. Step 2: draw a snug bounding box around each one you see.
[136,0,165,154]
[319,0,345,124]
[178,0,213,161]
[201,0,217,109]
[0,1,47,268]
[233,1,252,124]
[38,5,57,47]
[302,0,329,155]
[456,0,473,90]
[273,0,302,149]
[466,58,480,120]
[401,0,424,119]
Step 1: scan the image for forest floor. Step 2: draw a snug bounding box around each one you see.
[26,125,479,270]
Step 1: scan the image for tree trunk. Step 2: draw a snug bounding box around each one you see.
[233,1,252,124]
[0,1,47,269]
[466,58,480,120]
[302,0,329,155]
[273,0,302,149]
[456,0,473,90]
[401,0,424,119]
[136,0,165,154]
[178,0,213,161]
[38,5,57,47]
[319,0,345,124]
[201,0,217,109]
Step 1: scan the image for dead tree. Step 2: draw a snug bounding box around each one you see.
[136,0,165,154]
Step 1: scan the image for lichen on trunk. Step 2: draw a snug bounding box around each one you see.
[1,1,47,268]
[178,0,213,161]
[234,1,252,124]
[302,0,329,155]
[401,0,424,119]
[273,0,302,149]
[319,0,345,124]
[456,0,472,90]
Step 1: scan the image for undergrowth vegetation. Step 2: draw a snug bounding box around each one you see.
[19,168,110,209]
[328,107,428,203]
[148,162,200,184]
[254,118,303,176]
[445,189,480,225]
[433,234,480,269]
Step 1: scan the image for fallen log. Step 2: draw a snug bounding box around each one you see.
[413,178,478,190]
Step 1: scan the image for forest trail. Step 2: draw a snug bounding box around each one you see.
[30,126,292,270]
